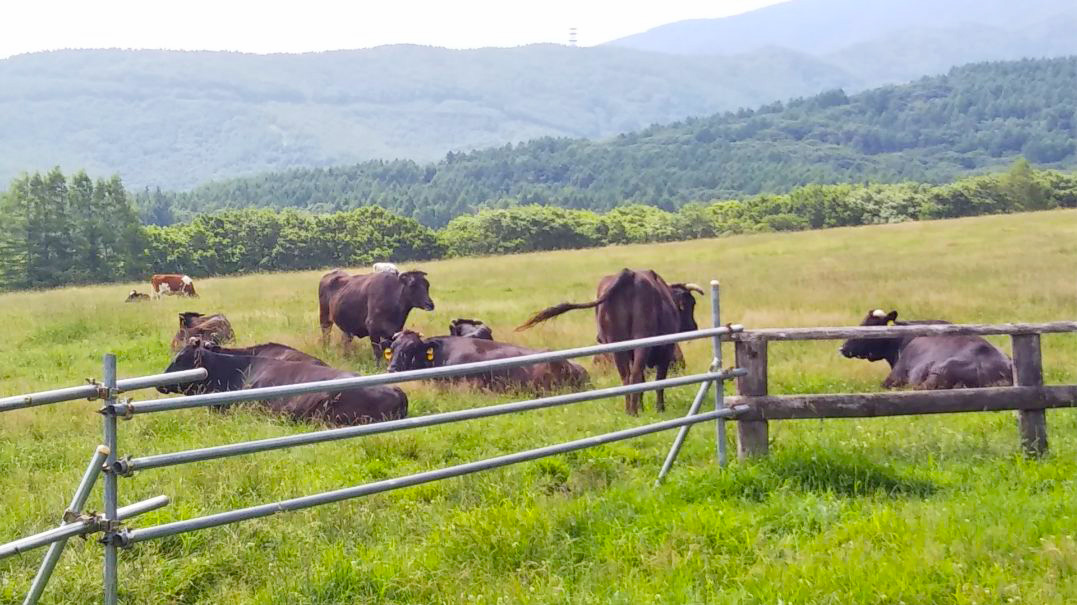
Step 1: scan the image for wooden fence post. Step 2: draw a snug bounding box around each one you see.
[1012,333,1047,457]
[734,339,769,459]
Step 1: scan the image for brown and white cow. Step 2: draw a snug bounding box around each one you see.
[151,274,197,298]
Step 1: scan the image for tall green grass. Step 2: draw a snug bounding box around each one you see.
[2,210,1077,604]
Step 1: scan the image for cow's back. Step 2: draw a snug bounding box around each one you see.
[892,335,1014,389]
[595,269,680,346]
[246,358,407,424]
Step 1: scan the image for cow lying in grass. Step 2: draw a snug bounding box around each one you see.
[383,330,588,392]
[840,309,1014,389]
[171,312,235,351]
[159,338,408,426]
[449,318,493,340]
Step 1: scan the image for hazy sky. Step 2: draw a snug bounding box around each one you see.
[1,0,788,58]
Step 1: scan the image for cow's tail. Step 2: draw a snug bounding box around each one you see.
[516,269,634,331]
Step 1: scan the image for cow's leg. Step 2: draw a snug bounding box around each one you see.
[612,351,634,414]
[627,348,647,415]
[654,356,669,413]
[319,309,333,347]
[340,332,354,356]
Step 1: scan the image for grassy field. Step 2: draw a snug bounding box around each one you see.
[2,210,1077,604]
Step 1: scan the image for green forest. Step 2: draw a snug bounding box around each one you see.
[155,57,1077,227]
[3,162,1075,291]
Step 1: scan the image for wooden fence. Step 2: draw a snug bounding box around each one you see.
[724,322,1077,458]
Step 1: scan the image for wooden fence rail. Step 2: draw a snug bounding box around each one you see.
[724,322,1077,458]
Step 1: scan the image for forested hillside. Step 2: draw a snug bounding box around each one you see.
[0,45,852,189]
[155,58,1077,227]
[4,163,1075,291]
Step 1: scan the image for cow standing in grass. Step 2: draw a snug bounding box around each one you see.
[517,269,702,415]
[318,269,435,362]
[151,274,197,298]
[840,309,1014,389]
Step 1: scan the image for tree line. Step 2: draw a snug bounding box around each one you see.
[2,161,1075,291]
[151,57,1077,227]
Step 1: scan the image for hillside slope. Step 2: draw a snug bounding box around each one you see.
[0,45,853,189]
[159,57,1077,226]
[2,210,1077,603]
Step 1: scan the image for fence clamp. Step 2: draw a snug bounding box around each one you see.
[85,378,116,401]
[112,456,134,477]
[118,398,135,420]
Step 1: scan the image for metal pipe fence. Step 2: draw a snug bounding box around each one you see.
[2,292,744,604]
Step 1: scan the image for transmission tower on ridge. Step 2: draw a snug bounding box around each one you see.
[568,27,578,47]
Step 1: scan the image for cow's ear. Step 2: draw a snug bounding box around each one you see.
[886,311,898,323]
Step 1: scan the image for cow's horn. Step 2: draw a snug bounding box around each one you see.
[684,283,704,295]
[871,309,887,318]
[391,331,403,340]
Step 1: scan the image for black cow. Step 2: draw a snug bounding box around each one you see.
[384,330,588,392]
[840,309,1014,389]
[204,342,329,366]
[517,269,702,414]
[449,318,493,340]
[171,312,235,351]
[159,338,407,426]
[318,269,434,361]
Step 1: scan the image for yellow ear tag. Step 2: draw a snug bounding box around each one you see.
[383,348,392,361]
[425,348,435,361]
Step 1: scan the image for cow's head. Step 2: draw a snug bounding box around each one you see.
[669,283,704,332]
[399,271,434,312]
[178,311,204,328]
[840,309,899,362]
[384,330,439,372]
[449,318,493,339]
[159,337,208,394]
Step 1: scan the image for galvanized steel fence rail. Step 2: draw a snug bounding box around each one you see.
[1,281,744,604]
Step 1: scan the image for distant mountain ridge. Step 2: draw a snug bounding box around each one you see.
[151,57,1077,227]
[0,45,854,189]
[606,0,1077,57]
[2,0,1076,190]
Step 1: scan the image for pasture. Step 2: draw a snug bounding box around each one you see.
[2,210,1077,604]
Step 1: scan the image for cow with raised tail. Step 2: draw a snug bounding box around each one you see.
[151,274,197,298]
[517,269,703,415]
[840,309,1014,389]
[318,268,435,361]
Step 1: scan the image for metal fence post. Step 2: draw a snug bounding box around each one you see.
[23,445,110,605]
[101,354,119,605]
[710,280,727,467]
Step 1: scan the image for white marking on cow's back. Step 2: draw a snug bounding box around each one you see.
[373,262,399,274]
[871,309,887,318]
[181,275,193,285]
